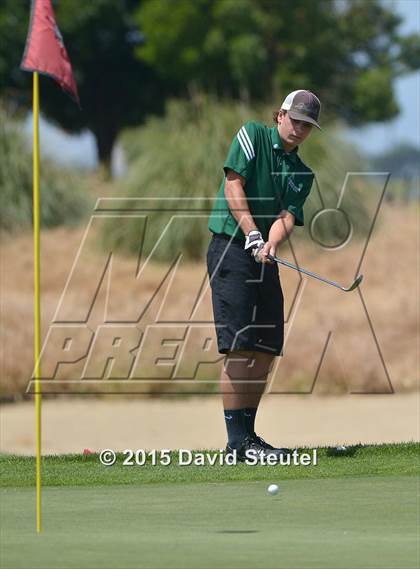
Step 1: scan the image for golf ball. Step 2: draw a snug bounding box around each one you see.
[336,445,347,452]
[267,484,279,496]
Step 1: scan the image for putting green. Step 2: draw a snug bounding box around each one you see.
[1,476,418,569]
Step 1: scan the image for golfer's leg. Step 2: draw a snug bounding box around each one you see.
[220,350,252,448]
[245,350,275,405]
[221,350,275,409]
[221,350,275,444]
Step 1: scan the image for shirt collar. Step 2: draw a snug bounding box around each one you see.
[270,127,299,164]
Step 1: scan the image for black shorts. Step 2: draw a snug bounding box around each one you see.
[207,233,284,356]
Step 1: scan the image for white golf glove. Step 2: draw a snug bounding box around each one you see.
[244,230,264,253]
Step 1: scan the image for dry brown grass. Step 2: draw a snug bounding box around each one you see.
[1,203,419,398]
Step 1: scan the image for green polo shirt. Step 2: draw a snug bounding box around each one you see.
[208,121,314,241]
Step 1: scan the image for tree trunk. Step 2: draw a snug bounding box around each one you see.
[187,80,203,110]
[93,125,117,180]
[239,84,250,105]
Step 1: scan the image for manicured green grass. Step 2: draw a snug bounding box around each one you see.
[1,477,419,569]
[0,443,419,488]
[0,444,419,569]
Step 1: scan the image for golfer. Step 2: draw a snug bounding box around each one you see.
[207,90,321,460]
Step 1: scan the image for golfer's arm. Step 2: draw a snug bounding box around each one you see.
[268,210,295,249]
[224,170,258,236]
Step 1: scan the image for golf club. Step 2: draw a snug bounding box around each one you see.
[266,254,363,292]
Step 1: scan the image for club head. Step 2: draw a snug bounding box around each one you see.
[345,274,363,292]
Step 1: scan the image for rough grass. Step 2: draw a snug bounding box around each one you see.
[0,107,90,232]
[0,443,418,488]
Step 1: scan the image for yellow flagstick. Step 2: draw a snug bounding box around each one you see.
[33,71,42,533]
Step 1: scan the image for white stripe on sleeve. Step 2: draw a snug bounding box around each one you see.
[240,126,255,158]
[237,129,252,161]
[235,125,256,162]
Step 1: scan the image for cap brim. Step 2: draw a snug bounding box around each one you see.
[288,110,321,130]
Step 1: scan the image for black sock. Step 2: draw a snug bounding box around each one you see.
[243,407,257,437]
[224,409,248,449]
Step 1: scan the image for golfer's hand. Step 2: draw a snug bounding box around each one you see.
[254,241,276,264]
[244,230,264,252]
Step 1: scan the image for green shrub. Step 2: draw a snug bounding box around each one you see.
[102,98,373,260]
[0,106,90,232]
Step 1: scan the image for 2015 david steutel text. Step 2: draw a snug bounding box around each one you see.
[99,448,318,467]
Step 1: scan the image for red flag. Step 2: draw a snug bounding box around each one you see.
[21,0,79,104]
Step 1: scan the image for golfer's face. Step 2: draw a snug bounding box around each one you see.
[279,112,312,147]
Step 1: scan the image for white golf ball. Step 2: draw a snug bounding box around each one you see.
[336,445,347,452]
[267,484,279,496]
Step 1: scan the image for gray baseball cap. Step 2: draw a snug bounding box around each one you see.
[281,90,321,129]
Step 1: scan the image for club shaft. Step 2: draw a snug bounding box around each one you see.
[268,255,349,291]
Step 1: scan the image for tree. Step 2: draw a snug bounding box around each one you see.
[370,143,420,179]
[136,0,420,124]
[2,0,419,174]
[0,0,32,107]
[0,0,166,177]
